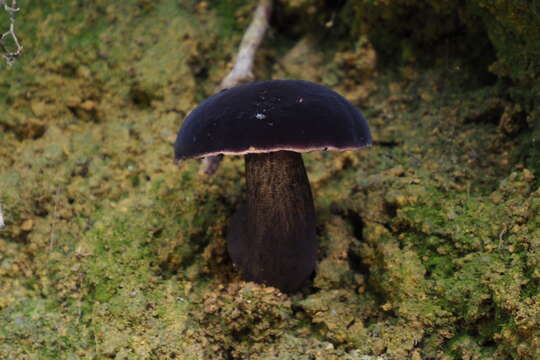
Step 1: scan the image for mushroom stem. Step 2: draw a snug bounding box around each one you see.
[227,150,317,292]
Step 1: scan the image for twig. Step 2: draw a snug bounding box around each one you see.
[0,0,23,66]
[498,225,507,249]
[0,203,4,229]
[219,0,273,90]
[199,0,273,175]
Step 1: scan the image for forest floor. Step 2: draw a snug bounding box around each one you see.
[1,1,539,359]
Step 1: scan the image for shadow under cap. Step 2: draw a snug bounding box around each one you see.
[174,80,372,160]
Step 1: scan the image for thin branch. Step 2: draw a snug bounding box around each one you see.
[219,0,273,90]
[0,203,4,229]
[498,225,507,249]
[199,0,273,175]
[0,0,23,66]
[1,0,19,12]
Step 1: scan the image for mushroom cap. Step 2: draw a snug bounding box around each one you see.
[175,80,371,160]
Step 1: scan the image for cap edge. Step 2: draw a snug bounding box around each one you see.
[176,142,372,161]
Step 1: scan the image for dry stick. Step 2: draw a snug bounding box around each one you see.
[498,225,508,249]
[0,203,4,229]
[220,0,273,90]
[199,0,273,175]
[0,0,22,65]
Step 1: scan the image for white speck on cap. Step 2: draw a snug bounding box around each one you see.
[174,80,372,161]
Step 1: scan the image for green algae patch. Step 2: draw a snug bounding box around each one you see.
[83,212,206,358]
[0,1,242,358]
[2,0,540,359]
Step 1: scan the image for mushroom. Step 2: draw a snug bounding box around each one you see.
[175,80,371,292]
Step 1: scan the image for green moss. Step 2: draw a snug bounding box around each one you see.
[213,0,254,39]
[280,0,540,178]
[2,0,540,358]
[386,170,540,357]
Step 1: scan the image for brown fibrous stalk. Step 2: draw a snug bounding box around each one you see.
[227,151,317,292]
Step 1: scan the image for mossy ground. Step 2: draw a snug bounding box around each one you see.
[1,1,539,359]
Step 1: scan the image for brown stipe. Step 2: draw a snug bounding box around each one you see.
[227,151,317,292]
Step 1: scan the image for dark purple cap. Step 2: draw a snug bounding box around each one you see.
[174,80,371,160]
